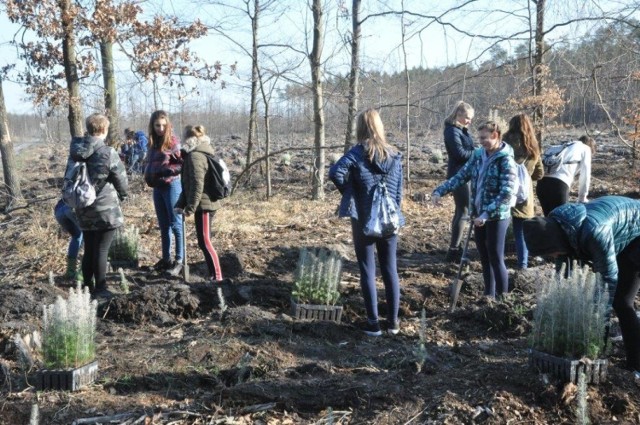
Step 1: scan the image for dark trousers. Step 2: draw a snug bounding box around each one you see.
[612,237,640,371]
[351,219,400,324]
[449,182,470,249]
[194,210,222,281]
[536,177,569,216]
[82,228,116,291]
[474,219,510,298]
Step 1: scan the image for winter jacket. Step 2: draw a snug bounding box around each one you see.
[433,143,516,221]
[132,131,149,157]
[65,135,128,231]
[549,196,640,301]
[503,132,544,218]
[444,122,475,178]
[543,141,592,202]
[175,135,223,215]
[144,135,183,188]
[329,143,405,228]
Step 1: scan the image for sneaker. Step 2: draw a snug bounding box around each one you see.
[387,320,400,335]
[362,321,382,337]
[153,258,171,271]
[167,261,183,277]
[91,287,114,300]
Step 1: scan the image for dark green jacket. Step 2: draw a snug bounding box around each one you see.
[175,135,223,215]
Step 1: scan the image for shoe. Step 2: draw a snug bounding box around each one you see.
[91,286,113,300]
[212,277,232,285]
[362,321,382,337]
[167,261,183,277]
[387,320,400,335]
[153,258,171,271]
[445,248,462,263]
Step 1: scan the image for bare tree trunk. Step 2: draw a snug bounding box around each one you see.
[100,40,119,146]
[61,0,84,137]
[246,0,259,170]
[533,0,545,144]
[263,100,272,199]
[344,0,361,153]
[400,3,411,190]
[0,78,24,209]
[310,0,325,200]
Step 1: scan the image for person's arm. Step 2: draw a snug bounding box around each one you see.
[329,152,356,193]
[577,147,592,202]
[586,227,618,307]
[433,148,476,197]
[531,156,544,181]
[183,153,207,216]
[108,148,129,201]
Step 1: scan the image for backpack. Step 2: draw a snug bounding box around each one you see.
[62,159,97,209]
[512,161,531,206]
[363,175,400,238]
[542,141,579,175]
[204,153,231,201]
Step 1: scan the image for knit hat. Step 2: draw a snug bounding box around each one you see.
[522,217,571,256]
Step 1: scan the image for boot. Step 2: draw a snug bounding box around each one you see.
[64,257,78,279]
[445,247,462,263]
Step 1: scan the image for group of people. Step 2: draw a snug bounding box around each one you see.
[330,105,640,380]
[56,111,226,298]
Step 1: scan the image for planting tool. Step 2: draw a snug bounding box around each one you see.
[182,215,190,283]
[449,219,474,312]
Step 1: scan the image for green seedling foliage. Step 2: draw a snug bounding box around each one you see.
[292,247,342,305]
[109,225,139,262]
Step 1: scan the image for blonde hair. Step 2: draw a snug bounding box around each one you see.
[356,108,396,162]
[444,101,474,126]
[85,113,109,136]
[183,125,206,140]
[477,121,503,139]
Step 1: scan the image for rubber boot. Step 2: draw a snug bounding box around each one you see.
[64,257,78,279]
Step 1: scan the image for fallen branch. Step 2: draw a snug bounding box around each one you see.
[72,413,135,425]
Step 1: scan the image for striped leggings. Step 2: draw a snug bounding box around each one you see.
[194,210,222,281]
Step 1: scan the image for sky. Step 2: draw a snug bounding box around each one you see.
[0,0,636,114]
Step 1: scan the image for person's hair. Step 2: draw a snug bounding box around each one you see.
[356,108,396,162]
[85,114,109,136]
[148,110,174,151]
[444,101,474,127]
[477,120,502,139]
[579,135,596,155]
[183,125,206,140]
[506,113,540,160]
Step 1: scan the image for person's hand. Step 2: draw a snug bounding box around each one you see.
[431,193,441,207]
[473,217,487,227]
[174,207,183,215]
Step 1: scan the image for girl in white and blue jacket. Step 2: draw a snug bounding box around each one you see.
[329,108,404,337]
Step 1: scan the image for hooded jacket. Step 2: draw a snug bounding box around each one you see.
[329,143,405,227]
[503,132,544,218]
[65,135,128,231]
[549,196,640,299]
[174,135,223,215]
[444,122,475,178]
[433,142,516,221]
[144,135,182,188]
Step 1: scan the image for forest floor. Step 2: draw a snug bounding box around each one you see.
[1,130,640,424]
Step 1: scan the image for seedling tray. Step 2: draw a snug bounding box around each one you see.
[291,299,343,322]
[32,360,98,391]
[529,349,607,384]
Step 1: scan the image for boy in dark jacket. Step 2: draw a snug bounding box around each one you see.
[523,196,640,376]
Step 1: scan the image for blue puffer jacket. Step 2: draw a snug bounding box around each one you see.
[329,143,405,227]
[433,143,516,221]
[549,196,640,299]
[444,122,475,178]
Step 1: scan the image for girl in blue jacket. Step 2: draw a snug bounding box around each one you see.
[433,121,517,299]
[329,108,405,336]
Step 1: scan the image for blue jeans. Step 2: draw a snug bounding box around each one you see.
[512,217,528,269]
[152,179,184,262]
[351,219,400,324]
[474,218,510,298]
[54,201,83,259]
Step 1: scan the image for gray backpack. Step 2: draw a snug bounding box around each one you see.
[542,141,579,175]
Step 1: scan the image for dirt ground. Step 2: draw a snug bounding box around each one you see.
[1,130,640,424]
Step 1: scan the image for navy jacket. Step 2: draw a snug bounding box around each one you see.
[329,143,405,227]
[550,196,640,300]
[444,122,475,178]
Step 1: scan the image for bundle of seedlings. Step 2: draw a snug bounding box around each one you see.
[41,284,98,369]
[108,225,139,266]
[291,247,342,306]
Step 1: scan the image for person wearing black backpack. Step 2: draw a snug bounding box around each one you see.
[329,108,405,336]
[64,113,128,298]
[174,125,226,284]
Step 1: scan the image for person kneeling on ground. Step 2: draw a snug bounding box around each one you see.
[523,195,640,379]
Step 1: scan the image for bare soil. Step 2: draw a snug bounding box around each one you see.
[1,131,640,424]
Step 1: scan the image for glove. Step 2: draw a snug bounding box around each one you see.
[431,193,441,206]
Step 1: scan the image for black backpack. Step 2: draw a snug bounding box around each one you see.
[203,153,230,201]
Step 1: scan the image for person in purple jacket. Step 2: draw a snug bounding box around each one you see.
[329,108,405,337]
[144,110,184,276]
[442,101,476,262]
